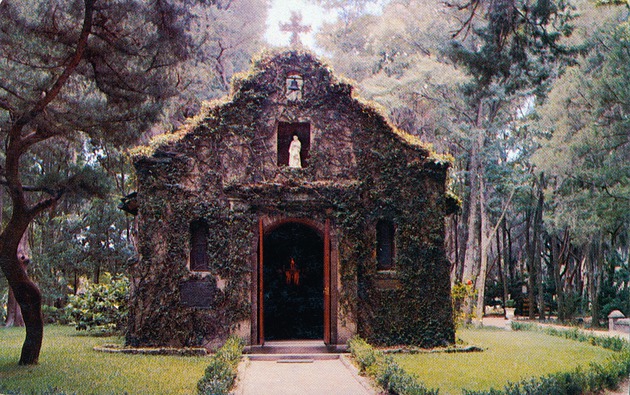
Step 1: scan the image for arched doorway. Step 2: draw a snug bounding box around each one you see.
[262,222,324,340]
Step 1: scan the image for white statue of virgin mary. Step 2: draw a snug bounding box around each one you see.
[288,135,302,168]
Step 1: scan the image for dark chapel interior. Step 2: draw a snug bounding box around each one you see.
[263,222,324,340]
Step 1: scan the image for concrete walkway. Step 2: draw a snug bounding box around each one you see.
[234,354,377,395]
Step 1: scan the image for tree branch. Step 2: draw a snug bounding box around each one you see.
[0,177,60,195]
[27,191,64,220]
[8,0,95,142]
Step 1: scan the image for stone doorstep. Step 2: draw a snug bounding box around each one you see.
[246,353,341,362]
[244,340,348,355]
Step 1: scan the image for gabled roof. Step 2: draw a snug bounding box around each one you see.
[133,49,451,167]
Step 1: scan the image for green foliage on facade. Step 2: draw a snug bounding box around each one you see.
[128,50,456,348]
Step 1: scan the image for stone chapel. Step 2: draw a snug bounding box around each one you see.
[127,50,457,350]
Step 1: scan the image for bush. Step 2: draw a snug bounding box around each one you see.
[65,275,129,333]
[462,353,630,395]
[511,321,628,352]
[42,305,69,324]
[197,335,244,395]
[452,281,477,327]
[348,336,438,395]
[348,336,378,371]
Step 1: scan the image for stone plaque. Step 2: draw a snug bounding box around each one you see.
[180,281,216,308]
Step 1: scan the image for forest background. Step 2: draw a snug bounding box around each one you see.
[0,0,628,363]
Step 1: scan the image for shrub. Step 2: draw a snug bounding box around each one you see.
[452,281,477,327]
[65,275,129,333]
[461,354,630,395]
[511,321,629,352]
[197,335,244,395]
[348,336,378,371]
[42,305,69,324]
[348,336,438,395]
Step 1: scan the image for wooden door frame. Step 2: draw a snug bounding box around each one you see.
[256,217,332,345]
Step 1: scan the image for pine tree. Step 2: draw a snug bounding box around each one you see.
[0,0,205,365]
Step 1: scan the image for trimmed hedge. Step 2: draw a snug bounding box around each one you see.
[511,321,628,351]
[197,336,244,395]
[461,323,630,395]
[349,336,439,395]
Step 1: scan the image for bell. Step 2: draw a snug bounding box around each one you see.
[288,78,300,91]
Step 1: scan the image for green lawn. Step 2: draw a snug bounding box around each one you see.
[1,325,620,395]
[394,327,618,395]
[0,325,209,395]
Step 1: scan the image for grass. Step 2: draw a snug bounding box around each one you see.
[393,327,618,395]
[0,325,209,395]
[1,325,622,395]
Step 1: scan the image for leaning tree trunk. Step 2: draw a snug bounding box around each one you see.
[0,0,95,365]
[0,188,19,327]
[5,234,31,327]
[5,287,25,327]
[0,246,43,365]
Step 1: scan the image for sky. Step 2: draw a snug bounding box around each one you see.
[264,0,337,51]
[264,0,386,53]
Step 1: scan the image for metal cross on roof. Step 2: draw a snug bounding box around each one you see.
[280,11,311,47]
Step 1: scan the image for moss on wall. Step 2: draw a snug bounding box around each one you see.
[127,49,456,348]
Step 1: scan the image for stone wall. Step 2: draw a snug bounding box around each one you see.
[127,50,456,349]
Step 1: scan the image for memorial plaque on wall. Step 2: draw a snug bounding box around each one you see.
[179,281,216,308]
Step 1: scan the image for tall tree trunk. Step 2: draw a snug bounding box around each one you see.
[534,173,546,321]
[475,182,515,326]
[505,221,514,284]
[525,209,536,319]
[475,178,489,326]
[453,215,460,282]
[448,216,461,283]
[589,236,603,328]
[554,230,570,321]
[498,221,509,318]
[462,153,480,324]
[93,265,100,284]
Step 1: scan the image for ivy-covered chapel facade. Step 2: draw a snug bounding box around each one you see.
[127,50,456,350]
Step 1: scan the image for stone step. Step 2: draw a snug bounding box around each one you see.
[246,353,340,361]
[244,340,347,355]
